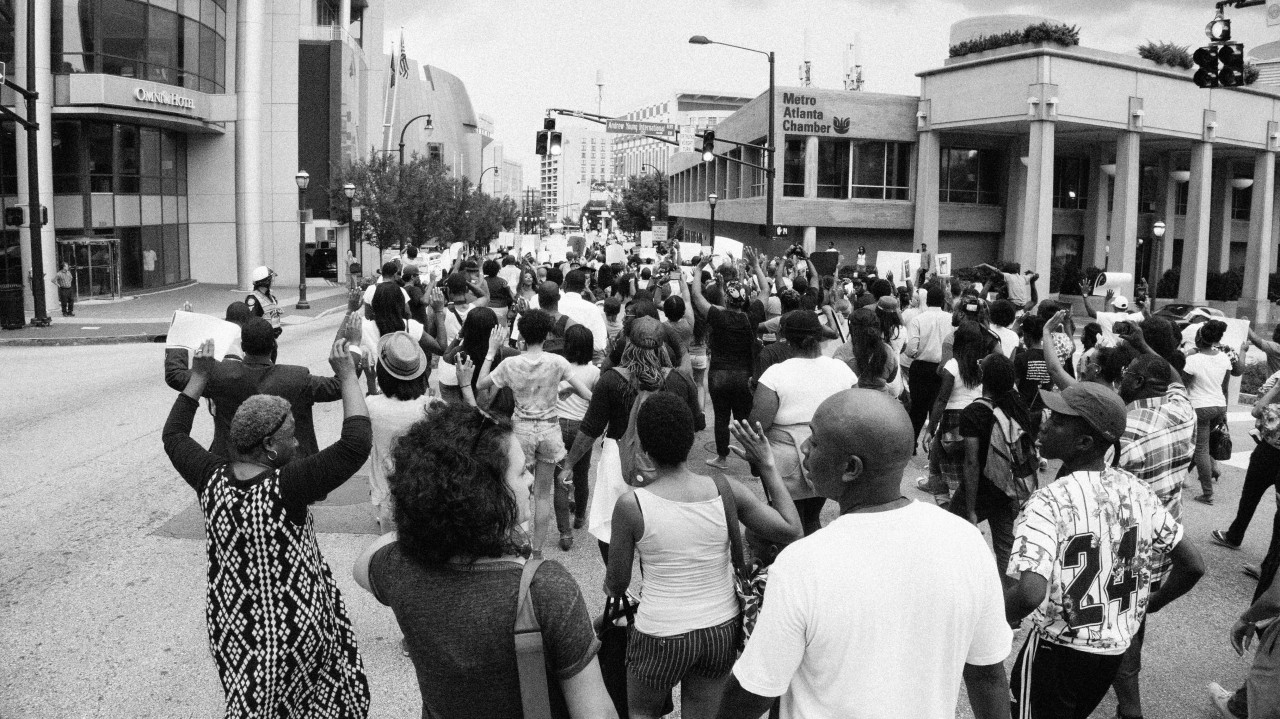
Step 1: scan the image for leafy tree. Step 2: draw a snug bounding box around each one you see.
[610,173,668,232]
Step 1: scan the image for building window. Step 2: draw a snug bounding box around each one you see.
[783,136,806,197]
[1052,156,1088,210]
[939,148,1000,205]
[53,0,228,93]
[817,139,850,199]
[1233,186,1252,220]
[853,140,911,200]
[1175,182,1189,216]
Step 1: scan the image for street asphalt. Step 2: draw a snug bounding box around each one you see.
[0,310,1272,718]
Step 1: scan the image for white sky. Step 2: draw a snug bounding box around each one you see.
[384,0,1279,186]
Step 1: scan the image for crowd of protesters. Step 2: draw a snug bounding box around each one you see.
[157,234,1280,719]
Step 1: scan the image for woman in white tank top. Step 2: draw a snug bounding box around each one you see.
[604,394,802,719]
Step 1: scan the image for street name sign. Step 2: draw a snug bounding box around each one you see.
[605,119,678,138]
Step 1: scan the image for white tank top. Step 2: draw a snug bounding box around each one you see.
[633,488,740,636]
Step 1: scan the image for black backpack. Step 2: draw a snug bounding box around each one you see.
[542,314,572,356]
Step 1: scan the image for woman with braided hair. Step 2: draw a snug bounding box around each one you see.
[162,336,372,718]
[559,317,704,563]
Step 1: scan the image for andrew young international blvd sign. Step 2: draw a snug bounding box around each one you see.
[605,119,679,139]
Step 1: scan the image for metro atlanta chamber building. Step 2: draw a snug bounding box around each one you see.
[0,0,491,306]
[669,15,1280,323]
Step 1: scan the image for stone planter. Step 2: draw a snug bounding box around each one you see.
[945,42,1059,65]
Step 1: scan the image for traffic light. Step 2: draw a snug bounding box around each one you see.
[3,206,22,227]
[544,117,556,131]
[535,130,548,156]
[1194,44,1220,88]
[1220,42,1246,87]
[701,131,715,162]
[548,131,563,156]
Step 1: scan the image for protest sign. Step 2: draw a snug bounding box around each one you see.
[167,311,243,363]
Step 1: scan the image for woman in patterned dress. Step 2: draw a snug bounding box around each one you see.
[162,333,372,718]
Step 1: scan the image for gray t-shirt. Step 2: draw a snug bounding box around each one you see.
[369,543,600,719]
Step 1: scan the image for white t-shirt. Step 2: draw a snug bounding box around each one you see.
[556,363,601,422]
[1095,310,1141,345]
[437,304,474,388]
[992,325,1020,358]
[943,358,983,410]
[360,318,424,369]
[732,502,1012,719]
[364,394,435,509]
[758,357,857,426]
[362,278,410,307]
[1183,350,1233,408]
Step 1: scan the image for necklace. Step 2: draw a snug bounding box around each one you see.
[840,495,910,516]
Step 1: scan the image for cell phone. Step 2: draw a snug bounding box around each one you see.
[1113,321,1133,335]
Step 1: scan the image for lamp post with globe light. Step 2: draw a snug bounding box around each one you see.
[708,193,718,246]
[295,170,311,309]
[343,182,356,289]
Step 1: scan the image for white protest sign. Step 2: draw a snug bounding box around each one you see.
[679,242,702,262]
[700,245,713,257]
[653,225,668,246]
[622,242,636,252]
[640,231,654,248]
[638,247,658,262]
[1090,271,1134,299]
[874,251,920,288]
[497,232,515,248]
[605,245,625,265]
[546,235,568,262]
[167,311,243,363]
[1181,317,1250,352]
[713,236,743,263]
[519,234,539,256]
[936,253,953,277]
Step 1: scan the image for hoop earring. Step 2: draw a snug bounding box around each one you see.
[266,449,278,463]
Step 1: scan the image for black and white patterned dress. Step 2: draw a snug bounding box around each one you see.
[164,394,373,719]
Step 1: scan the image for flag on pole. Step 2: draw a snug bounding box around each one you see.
[389,41,396,87]
[399,29,409,79]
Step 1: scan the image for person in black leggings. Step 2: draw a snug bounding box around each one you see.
[1214,376,1280,549]
[689,257,757,470]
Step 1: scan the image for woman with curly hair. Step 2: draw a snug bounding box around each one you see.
[559,317,703,562]
[353,402,616,719]
[163,336,372,718]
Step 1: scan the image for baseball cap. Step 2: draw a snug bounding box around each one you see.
[628,316,664,350]
[1112,295,1130,310]
[1039,384,1128,443]
[250,266,275,284]
[876,296,901,313]
[377,331,427,380]
[401,263,420,278]
[764,296,782,318]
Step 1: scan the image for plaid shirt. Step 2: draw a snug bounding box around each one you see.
[1117,382,1195,585]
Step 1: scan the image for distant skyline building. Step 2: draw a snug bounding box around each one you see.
[611,92,754,180]
[540,127,612,223]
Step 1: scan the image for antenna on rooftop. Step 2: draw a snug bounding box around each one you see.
[596,70,604,115]
[800,28,812,86]
[844,34,864,91]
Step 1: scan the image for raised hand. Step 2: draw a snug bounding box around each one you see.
[346,288,362,314]
[488,325,507,355]
[428,286,446,312]
[728,420,776,468]
[1045,310,1066,337]
[190,338,217,378]
[455,353,476,386]
[335,312,362,346]
[329,336,356,378]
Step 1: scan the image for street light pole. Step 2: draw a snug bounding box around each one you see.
[23,0,49,327]
[708,192,718,244]
[398,114,433,168]
[295,170,311,310]
[343,182,356,289]
[642,163,665,222]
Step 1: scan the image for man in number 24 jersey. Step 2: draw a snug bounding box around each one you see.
[1005,383,1205,719]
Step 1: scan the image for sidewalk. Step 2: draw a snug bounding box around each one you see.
[0,281,353,346]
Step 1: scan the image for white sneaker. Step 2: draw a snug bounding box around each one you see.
[1208,682,1236,719]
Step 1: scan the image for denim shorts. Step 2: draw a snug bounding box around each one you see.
[626,615,740,689]
[513,418,566,471]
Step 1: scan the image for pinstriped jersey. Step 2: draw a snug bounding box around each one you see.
[1008,467,1183,655]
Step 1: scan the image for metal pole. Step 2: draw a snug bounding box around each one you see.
[25,0,49,326]
[347,195,355,290]
[297,190,310,309]
[766,51,775,237]
[710,202,716,243]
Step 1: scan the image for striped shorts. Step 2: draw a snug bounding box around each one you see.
[626,615,741,689]
[1010,630,1125,719]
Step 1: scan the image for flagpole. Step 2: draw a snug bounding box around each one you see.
[381,41,396,154]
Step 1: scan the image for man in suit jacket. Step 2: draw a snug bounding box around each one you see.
[165,317,355,458]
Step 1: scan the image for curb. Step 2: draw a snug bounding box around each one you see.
[0,333,168,347]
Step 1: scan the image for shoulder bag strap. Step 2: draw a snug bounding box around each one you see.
[514,558,553,719]
[711,475,746,578]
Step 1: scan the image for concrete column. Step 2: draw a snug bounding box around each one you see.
[913,130,940,257]
[1213,160,1234,272]
[1180,141,1213,303]
[1160,157,1180,275]
[1003,145,1026,261]
[1083,148,1110,268]
[803,226,817,255]
[804,135,819,198]
[1109,132,1141,275]
[1241,150,1276,323]
[15,0,56,312]
[340,0,352,29]
[1022,120,1055,284]
[235,0,267,290]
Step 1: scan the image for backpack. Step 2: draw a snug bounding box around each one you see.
[614,366,671,487]
[542,314,572,356]
[975,398,1040,503]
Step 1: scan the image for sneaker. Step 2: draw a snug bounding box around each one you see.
[705,457,731,470]
[559,533,574,551]
[1211,530,1241,550]
[1208,682,1238,719]
[1195,494,1214,506]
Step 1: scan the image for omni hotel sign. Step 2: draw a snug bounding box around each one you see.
[134,87,196,111]
[780,92,851,136]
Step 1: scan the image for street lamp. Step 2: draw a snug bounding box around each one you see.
[479,165,500,193]
[642,162,666,222]
[708,192,718,245]
[398,114,433,167]
[690,35,775,235]
[343,182,356,288]
[295,170,311,310]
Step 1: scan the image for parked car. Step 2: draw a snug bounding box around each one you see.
[1153,303,1225,331]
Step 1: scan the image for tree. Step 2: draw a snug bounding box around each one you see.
[611,173,667,233]
[330,150,515,253]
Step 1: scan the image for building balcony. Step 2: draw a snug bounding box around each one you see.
[300,25,364,54]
